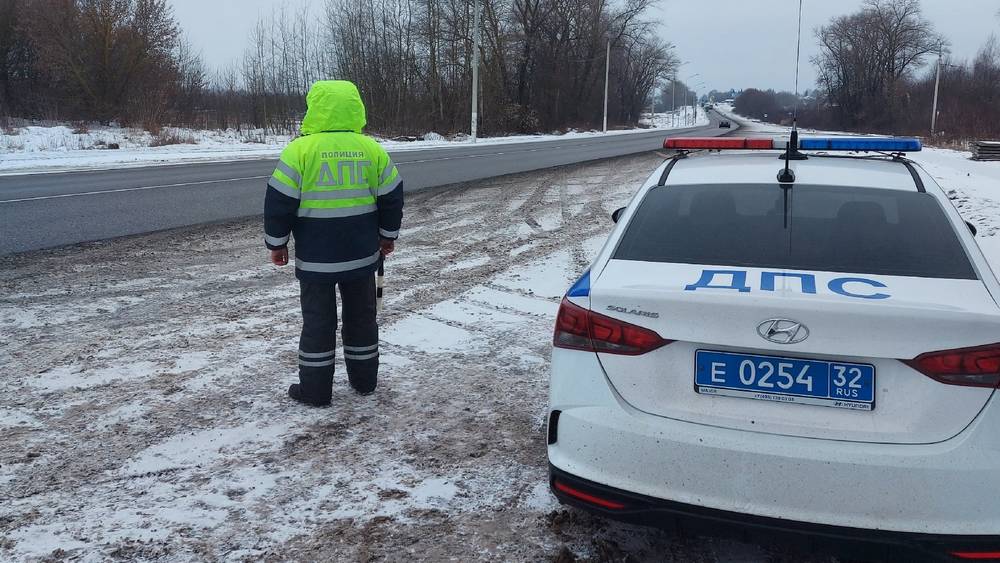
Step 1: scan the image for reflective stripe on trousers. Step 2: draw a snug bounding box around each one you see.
[343,343,378,361]
[298,348,335,367]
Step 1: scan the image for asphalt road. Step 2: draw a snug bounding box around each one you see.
[0,113,734,255]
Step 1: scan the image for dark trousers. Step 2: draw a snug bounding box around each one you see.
[298,276,379,401]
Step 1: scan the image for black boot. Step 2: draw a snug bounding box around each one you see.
[288,384,331,407]
[347,373,377,396]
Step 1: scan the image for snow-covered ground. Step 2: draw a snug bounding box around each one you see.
[1,153,826,562]
[0,125,290,175]
[0,106,706,175]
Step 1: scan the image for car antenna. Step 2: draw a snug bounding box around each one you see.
[778,0,805,231]
[778,0,806,186]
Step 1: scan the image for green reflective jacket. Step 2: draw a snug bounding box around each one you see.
[270,81,400,217]
[263,80,404,282]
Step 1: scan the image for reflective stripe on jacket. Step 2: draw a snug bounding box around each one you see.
[264,80,404,282]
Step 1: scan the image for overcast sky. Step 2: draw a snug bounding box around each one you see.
[652,0,1000,94]
[171,0,1000,93]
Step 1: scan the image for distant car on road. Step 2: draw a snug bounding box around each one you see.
[719,119,731,128]
[548,135,1000,562]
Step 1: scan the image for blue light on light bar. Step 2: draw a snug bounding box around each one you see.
[798,137,922,152]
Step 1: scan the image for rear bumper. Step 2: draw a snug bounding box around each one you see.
[550,465,1000,562]
[548,348,1000,537]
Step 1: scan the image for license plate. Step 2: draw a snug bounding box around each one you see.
[695,350,875,411]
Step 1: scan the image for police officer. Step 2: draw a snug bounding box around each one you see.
[264,80,403,406]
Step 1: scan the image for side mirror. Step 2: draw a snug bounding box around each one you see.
[966,221,978,236]
[611,207,626,223]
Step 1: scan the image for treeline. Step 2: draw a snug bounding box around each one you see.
[0,0,679,137]
[733,89,801,122]
[238,0,676,135]
[734,0,1000,141]
[0,0,205,130]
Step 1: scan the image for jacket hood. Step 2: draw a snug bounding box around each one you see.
[301,80,367,135]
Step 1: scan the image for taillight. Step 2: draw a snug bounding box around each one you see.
[903,343,1000,388]
[553,298,670,355]
[951,552,1000,561]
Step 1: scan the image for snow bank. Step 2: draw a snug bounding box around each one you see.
[0,124,290,174]
[0,113,709,175]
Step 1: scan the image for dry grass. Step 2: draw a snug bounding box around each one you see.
[922,137,977,152]
[150,130,197,147]
[1,117,19,135]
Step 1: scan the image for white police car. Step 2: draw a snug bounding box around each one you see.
[547,135,1000,561]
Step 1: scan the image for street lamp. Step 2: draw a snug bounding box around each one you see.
[692,82,706,125]
[683,74,701,127]
[671,62,690,128]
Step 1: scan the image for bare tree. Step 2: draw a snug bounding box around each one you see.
[813,0,942,129]
[22,0,181,125]
[0,0,35,118]
[171,36,205,126]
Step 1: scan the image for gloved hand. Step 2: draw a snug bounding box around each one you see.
[270,248,289,266]
[379,238,395,256]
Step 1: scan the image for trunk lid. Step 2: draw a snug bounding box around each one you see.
[590,260,1000,444]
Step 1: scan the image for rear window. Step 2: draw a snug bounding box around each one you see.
[614,183,977,279]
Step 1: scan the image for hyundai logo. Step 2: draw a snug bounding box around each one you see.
[757,319,809,345]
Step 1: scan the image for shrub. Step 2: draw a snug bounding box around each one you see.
[150,130,197,147]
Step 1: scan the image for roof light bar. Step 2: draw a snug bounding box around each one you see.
[799,137,922,152]
[662,136,922,152]
[663,137,774,150]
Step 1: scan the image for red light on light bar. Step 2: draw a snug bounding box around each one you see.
[553,480,627,510]
[663,137,773,150]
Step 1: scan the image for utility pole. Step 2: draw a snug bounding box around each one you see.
[602,39,610,133]
[682,74,700,127]
[649,87,655,124]
[684,90,690,126]
[471,0,481,142]
[671,77,676,128]
[930,47,942,136]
